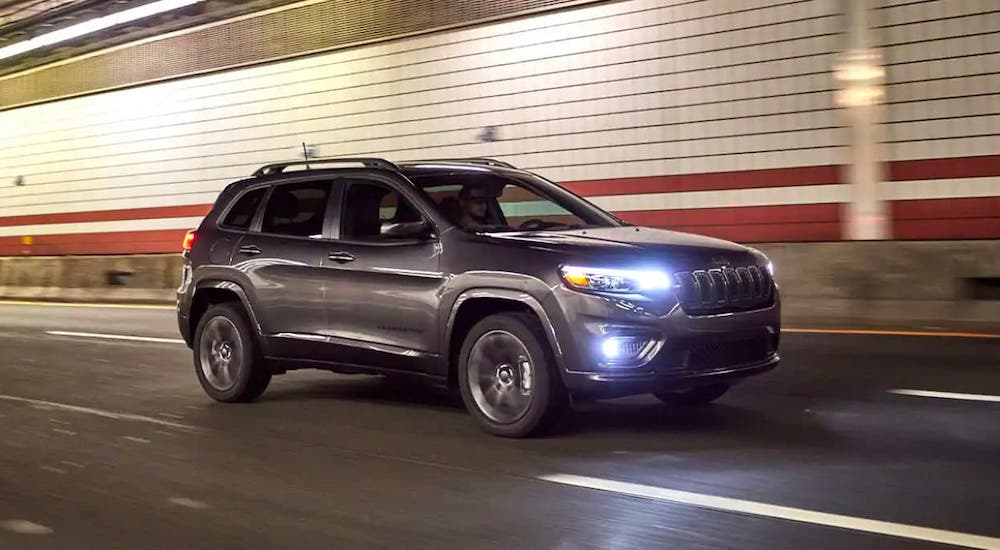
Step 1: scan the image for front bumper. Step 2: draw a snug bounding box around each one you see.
[543,286,781,398]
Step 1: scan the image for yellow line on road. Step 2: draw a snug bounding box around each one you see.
[0,300,173,310]
[784,328,1000,339]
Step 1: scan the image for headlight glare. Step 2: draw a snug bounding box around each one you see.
[560,265,672,293]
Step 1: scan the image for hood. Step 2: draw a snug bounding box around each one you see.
[483,226,760,269]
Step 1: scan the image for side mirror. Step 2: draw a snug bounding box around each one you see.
[380,220,434,240]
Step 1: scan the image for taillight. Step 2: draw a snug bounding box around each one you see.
[182,230,197,252]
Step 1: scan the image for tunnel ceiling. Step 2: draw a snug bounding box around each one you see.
[0,0,304,76]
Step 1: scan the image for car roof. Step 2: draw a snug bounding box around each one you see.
[218,158,521,203]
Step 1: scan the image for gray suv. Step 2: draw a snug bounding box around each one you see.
[177,158,780,437]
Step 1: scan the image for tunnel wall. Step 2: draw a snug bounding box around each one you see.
[1,0,996,256]
[2,241,998,328]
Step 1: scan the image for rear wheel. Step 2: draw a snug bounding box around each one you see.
[193,303,271,402]
[458,312,567,437]
[654,383,729,407]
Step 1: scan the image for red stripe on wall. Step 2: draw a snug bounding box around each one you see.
[888,155,1000,182]
[0,229,187,256]
[616,203,842,242]
[0,204,212,228]
[563,165,841,197]
[891,197,1000,239]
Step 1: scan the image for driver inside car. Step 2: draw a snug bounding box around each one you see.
[455,185,493,228]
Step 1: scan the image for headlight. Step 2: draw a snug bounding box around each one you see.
[559,265,672,293]
[748,247,774,277]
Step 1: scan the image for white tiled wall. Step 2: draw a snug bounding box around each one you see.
[879,0,1000,161]
[0,0,847,220]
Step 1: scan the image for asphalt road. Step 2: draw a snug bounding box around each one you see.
[0,302,998,549]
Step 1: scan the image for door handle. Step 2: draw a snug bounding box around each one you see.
[238,245,262,256]
[328,252,356,263]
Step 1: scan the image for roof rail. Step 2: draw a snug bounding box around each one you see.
[410,158,516,169]
[253,157,399,177]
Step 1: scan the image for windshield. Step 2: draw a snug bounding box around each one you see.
[408,171,620,232]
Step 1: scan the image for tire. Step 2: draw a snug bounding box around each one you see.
[654,383,729,407]
[193,302,271,403]
[458,312,568,437]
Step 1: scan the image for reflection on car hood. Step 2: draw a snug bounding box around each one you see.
[485,226,749,252]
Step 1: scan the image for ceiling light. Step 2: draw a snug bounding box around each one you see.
[0,0,207,62]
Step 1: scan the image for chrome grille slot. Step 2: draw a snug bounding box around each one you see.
[674,265,775,315]
[709,270,727,303]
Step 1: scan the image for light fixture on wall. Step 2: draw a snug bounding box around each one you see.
[0,0,208,62]
[834,49,885,108]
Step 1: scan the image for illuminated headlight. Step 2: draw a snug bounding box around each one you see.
[560,265,672,294]
[747,247,775,277]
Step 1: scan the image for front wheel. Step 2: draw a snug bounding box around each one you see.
[458,312,567,437]
[654,384,729,407]
[193,303,271,402]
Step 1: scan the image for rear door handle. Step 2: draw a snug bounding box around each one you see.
[238,245,262,256]
[328,252,356,263]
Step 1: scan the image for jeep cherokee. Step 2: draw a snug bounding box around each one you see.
[177,158,780,437]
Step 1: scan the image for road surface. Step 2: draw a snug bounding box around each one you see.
[0,302,998,549]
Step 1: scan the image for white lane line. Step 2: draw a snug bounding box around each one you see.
[0,520,53,535]
[539,474,1000,550]
[50,428,77,436]
[169,497,209,509]
[0,394,200,431]
[40,465,67,475]
[45,330,184,344]
[889,389,1000,403]
[122,436,152,444]
[0,300,173,310]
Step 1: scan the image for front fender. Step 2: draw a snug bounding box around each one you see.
[440,271,567,371]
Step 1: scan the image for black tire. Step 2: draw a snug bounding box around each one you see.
[193,302,271,403]
[654,383,729,407]
[458,312,568,437]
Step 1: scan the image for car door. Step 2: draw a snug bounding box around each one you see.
[233,177,335,359]
[319,175,445,375]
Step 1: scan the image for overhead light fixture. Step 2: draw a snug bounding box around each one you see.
[0,0,207,62]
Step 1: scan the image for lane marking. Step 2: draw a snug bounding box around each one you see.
[122,436,152,444]
[0,394,200,431]
[40,465,67,475]
[50,428,76,436]
[0,520,53,535]
[889,389,1000,403]
[784,328,1000,339]
[168,497,208,510]
[539,474,1000,550]
[45,330,184,344]
[0,300,173,310]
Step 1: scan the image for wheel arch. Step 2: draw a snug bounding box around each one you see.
[443,288,564,387]
[190,280,265,350]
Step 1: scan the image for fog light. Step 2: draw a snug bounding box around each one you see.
[600,336,653,365]
[602,338,622,359]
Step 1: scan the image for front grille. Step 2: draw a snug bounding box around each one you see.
[675,265,774,315]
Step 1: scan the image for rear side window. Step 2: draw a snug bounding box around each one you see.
[221,187,266,230]
[260,181,330,238]
[341,180,425,241]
